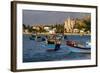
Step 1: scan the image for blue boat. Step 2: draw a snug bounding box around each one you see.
[29,34,46,42]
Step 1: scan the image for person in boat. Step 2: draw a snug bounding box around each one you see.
[54,39,61,51]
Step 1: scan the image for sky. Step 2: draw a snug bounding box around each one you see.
[23,10,91,26]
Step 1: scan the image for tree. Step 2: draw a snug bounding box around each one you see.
[23,24,27,29]
[74,17,91,32]
[83,18,91,32]
[55,23,64,33]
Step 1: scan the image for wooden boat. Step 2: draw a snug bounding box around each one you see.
[66,40,91,50]
[29,34,46,42]
[47,35,55,44]
[47,34,63,44]
[47,39,55,44]
[29,34,37,40]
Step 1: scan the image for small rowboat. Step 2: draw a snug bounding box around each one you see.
[66,40,91,50]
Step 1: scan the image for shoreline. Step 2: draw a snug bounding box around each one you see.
[23,32,91,35]
[63,33,91,35]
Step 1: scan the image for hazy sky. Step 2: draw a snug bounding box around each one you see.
[23,10,90,26]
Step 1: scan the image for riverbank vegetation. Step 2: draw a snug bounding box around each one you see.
[23,16,91,34]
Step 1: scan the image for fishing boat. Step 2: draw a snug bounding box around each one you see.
[47,35,55,44]
[46,34,64,52]
[47,39,55,44]
[66,41,91,53]
[66,40,91,50]
[47,34,63,44]
[29,34,37,40]
[29,34,46,42]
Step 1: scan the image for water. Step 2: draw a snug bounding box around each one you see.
[23,34,91,62]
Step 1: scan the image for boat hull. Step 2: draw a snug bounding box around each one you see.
[66,40,91,53]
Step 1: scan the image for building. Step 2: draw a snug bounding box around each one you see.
[43,26,50,31]
[32,26,40,30]
[73,29,79,33]
[49,30,55,34]
[64,17,75,33]
[24,29,29,33]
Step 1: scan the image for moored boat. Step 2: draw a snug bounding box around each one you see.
[47,39,55,44]
[29,34,37,40]
[47,34,63,44]
[66,40,91,50]
[29,34,46,42]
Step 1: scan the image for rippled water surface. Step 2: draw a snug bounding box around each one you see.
[23,34,91,62]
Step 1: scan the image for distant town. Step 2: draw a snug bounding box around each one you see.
[23,16,91,35]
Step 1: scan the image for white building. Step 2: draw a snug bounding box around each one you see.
[73,29,79,33]
[24,29,29,33]
[44,26,50,31]
[49,30,55,34]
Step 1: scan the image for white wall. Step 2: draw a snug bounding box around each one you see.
[0,0,99,73]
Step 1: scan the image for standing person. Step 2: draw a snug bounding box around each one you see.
[54,39,61,51]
